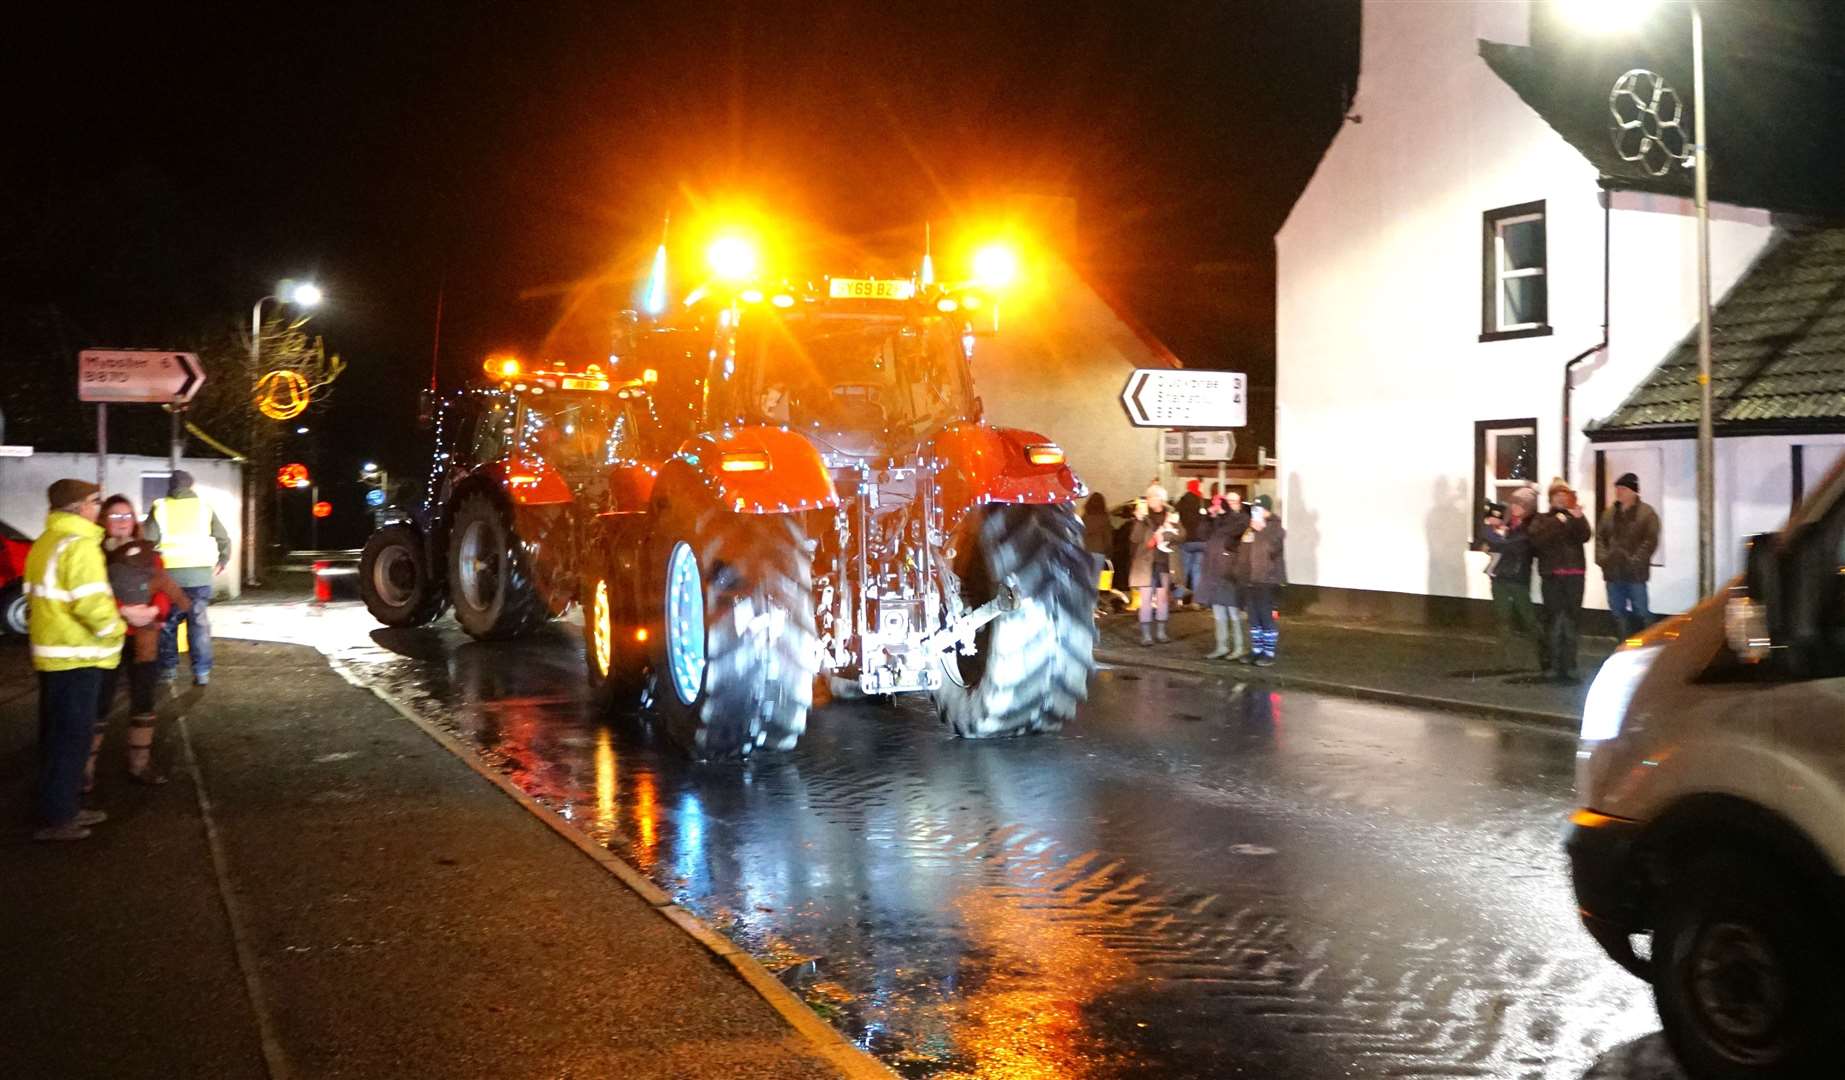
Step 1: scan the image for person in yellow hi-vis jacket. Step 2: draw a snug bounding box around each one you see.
[142,470,229,687]
[26,479,156,841]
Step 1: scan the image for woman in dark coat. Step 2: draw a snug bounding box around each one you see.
[1195,491,1250,659]
[1127,483,1182,645]
[1233,499,1287,667]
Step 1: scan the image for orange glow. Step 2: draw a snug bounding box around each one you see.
[739,288,765,304]
[484,354,522,380]
[936,297,960,313]
[642,368,658,384]
[973,243,1021,288]
[1025,444,1065,466]
[770,293,796,309]
[634,627,650,643]
[631,770,658,871]
[594,728,617,836]
[311,501,332,519]
[719,451,771,473]
[706,234,760,281]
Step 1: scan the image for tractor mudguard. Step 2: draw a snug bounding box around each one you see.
[489,458,573,507]
[929,422,1087,533]
[602,462,660,514]
[656,427,840,515]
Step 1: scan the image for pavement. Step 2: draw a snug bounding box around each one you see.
[1094,605,1615,730]
[0,638,870,1080]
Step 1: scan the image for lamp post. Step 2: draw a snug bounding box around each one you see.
[1569,0,1713,595]
[245,281,322,585]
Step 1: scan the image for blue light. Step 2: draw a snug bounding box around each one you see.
[645,244,668,316]
[365,487,386,507]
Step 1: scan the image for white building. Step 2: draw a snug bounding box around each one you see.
[1276,0,1845,621]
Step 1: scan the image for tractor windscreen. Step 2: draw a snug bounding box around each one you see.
[517,392,620,486]
[734,312,975,433]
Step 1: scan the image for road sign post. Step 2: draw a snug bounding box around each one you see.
[78,349,207,512]
[1120,369,1246,429]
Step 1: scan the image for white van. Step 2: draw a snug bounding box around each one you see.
[1566,472,1845,1079]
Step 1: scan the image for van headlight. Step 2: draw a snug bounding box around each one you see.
[1580,645,1662,742]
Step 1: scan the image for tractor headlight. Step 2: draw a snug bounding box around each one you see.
[1580,644,1662,743]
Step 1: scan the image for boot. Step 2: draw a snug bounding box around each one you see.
[1139,622,1154,647]
[126,715,168,785]
[1155,620,1170,644]
[1205,608,1231,659]
[1226,609,1250,661]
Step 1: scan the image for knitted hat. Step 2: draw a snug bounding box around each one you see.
[169,469,195,493]
[1547,477,1573,498]
[1508,485,1539,511]
[1185,478,1203,496]
[47,478,99,509]
[1615,472,1640,493]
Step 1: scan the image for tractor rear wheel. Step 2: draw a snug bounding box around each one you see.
[650,508,817,761]
[934,504,1096,738]
[447,493,549,640]
[359,524,447,628]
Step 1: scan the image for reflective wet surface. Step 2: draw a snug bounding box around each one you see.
[219,601,1684,1079]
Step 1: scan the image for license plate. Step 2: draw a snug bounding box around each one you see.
[561,376,609,391]
[828,277,915,301]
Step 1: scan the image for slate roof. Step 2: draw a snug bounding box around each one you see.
[1480,41,1845,219]
[1591,227,1845,437]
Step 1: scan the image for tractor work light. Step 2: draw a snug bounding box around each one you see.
[935,297,960,313]
[485,354,522,380]
[740,288,765,304]
[706,234,760,282]
[771,293,796,309]
[972,243,1021,289]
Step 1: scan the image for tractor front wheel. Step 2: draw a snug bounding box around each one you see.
[447,493,548,640]
[650,508,817,761]
[359,524,447,628]
[934,504,1096,738]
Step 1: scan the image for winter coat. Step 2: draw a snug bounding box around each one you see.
[1233,522,1287,587]
[1127,509,1181,588]
[1527,506,1592,576]
[1175,492,1206,542]
[1082,504,1114,556]
[1193,510,1248,608]
[1594,500,1660,583]
[104,536,192,664]
[25,510,126,672]
[1480,520,1534,584]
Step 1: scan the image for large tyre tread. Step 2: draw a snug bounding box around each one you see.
[448,493,549,641]
[358,524,448,628]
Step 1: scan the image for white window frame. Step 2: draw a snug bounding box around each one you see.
[1474,418,1538,545]
[1494,213,1545,330]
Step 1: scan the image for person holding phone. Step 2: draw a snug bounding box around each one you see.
[1527,478,1592,683]
[1128,483,1181,645]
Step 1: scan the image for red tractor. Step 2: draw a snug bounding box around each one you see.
[358,357,623,640]
[578,272,1098,759]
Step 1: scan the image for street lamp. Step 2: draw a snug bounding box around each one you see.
[1568,0,1715,595]
[247,280,324,585]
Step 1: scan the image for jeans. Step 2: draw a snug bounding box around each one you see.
[1606,580,1651,639]
[37,668,104,826]
[158,586,214,678]
[1180,542,1205,600]
[1491,576,1544,670]
[1541,574,1585,678]
[1244,583,1278,656]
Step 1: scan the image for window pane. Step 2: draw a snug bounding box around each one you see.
[1493,433,1533,481]
[1502,276,1546,327]
[1501,217,1544,271]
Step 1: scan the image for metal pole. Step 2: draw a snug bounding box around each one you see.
[96,404,107,490]
[169,406,182,472]
[310,482,319,552]
[245,298,266,586]
[1692,5,1714,596]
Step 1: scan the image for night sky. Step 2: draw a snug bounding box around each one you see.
[2,2,1359,542]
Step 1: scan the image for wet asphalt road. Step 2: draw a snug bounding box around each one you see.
[220,602,1686,1079]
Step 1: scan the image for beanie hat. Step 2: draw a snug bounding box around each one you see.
[1185,478,1203,496]
[47,478,99,509]
[1508,485,1539,511]
[1547,477,1573,498]
[1145,483,1168,504]
[1615,472,1640,493]
[169,469,195,494]
[1253,494,1274,513]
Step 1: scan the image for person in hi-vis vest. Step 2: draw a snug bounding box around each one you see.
[142,470,230,686]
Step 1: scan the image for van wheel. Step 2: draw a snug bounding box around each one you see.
[359,525,447,627]
[1653,851,1843,1079]
[448,493,548,640]
[1,581,26,637]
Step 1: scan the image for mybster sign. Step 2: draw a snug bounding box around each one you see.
[77,350,205,404]
[1120,369,1246,428]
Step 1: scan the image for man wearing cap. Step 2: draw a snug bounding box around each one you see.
[1595,472,1660,639]
[1527,478,1593,683]
[143,470,230,687]
[25,480,154,840]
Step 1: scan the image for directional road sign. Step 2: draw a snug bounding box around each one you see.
[1120,369,1246,429]
[78,350,206,404]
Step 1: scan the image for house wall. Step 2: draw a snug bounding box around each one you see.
[973,255,1168,507]
[0,453,244,598]
[1275,0,1775,615]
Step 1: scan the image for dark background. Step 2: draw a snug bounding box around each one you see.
[4,2,1364,546]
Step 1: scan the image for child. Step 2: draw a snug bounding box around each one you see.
[1234,498,1287,667]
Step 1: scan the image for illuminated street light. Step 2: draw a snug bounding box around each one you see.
[1571,0,1714,594]
[291,282,324,307]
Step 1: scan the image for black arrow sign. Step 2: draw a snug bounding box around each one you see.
[174,353,202,401]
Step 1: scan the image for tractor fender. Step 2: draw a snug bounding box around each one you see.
[929,422,1087,534]
[654,427,840,515]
